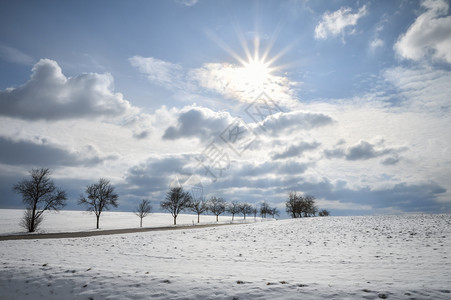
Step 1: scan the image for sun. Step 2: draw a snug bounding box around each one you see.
[205,28,292,101]
[242,57,272,87]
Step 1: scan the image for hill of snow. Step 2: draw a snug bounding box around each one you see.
[0,212,450,299]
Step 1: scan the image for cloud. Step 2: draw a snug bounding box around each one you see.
[0,45,34,65]
[162,106,233,142]
[262,110,334,136]
[315,5,367,40]
[129,56,301,108]
[394,0,451,64]
[383,66,451,112]
[296,178,448,214]
[124,154,192,196]
[175,0,198,6]
[190,62,300,108]
[324,140,407,163]
[380,156,400,166]
[0,59,135,121]
[271,141,321,160]
[129,56,184,89]
[0,136,113,167]
[370,38,384,52]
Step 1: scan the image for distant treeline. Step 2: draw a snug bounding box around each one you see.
[13,167,330,233]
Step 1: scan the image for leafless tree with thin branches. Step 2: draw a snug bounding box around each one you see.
[160,187,192,225]
[135,199,152,227]
[226,201,240,221]
[208,196,226,222]
[79,178,119,229]
[189,196,208,223]
[13,168,67,232]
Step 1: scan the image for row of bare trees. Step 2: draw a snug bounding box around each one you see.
[13,168,328,233]
[160,187,280,225]
[13,168,119,232]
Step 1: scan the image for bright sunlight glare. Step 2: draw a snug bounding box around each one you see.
[241,57,272,87]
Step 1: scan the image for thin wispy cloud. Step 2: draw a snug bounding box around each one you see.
[315,5,368,41]
[0,45,34,65]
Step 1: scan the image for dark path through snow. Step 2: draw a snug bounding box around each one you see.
[0,222,245,241]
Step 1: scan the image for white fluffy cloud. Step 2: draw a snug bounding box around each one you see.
[394,0,451,63]
[315,5,367,40]
[0,59,135,121]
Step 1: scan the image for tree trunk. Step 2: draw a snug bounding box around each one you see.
[216,215,218,222]
[173,216,177,225]
[96,215,100,229]
[197,214,200,223]
[140,217,143,228]
[30,201,37,232]
[232,214,234,221]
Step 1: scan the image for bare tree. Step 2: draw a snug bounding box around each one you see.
[189,196,208,223]
[269,207,280,218]
[160,187,192,225]
[135,199,152,227]
[318,209,331,217]
[226,201,240,221]
[252,206,258,219]
[260,201,270,218]
[13,168,67,232]
[286,191,300,218]
[79,178,119,229]
[209,196,226,222]
[239,203,253,220]
[286,192,318,218]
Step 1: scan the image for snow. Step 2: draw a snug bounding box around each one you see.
[1,211,450,299]
[0,209,244,235]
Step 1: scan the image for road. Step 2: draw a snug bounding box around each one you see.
[0,222,245,241]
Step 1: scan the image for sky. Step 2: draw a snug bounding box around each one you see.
[0,0,450,216]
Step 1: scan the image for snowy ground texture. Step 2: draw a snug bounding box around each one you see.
[1,211,450,299]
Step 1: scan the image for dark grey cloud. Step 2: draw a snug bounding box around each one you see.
[262,111,334,136]
[324,140,408,164]
[295,179,448,214]
[0,136,111,167]
[0,59,134,121]
[133,130,150,140]
[380,156,400,165]
[271,141,321,160]
[125,155,192,192]
[162,107,232,141]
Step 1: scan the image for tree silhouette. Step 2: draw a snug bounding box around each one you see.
[189,196,208,223]
[13,168,67,232]
[318,209,331,217]
[79,178,118,229]
[227,201,240,221]
[208,196,226,222]
[135,199,152,227]
[239,203,253,220]
[286,192,318,218]
[160,187,192,225]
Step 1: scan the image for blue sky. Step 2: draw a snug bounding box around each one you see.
[1,0,450,216]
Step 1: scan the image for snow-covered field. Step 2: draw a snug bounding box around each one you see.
[0,209,243,235]
[1,211,450,299]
